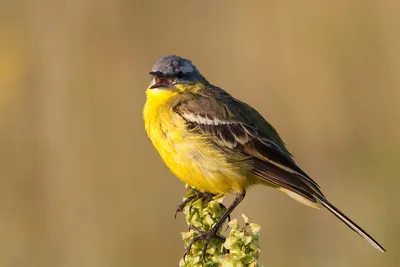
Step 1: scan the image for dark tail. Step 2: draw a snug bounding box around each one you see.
[318,197,386,252]
[251,158,385,252]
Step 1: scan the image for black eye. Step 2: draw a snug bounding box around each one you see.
[176,71,184,79]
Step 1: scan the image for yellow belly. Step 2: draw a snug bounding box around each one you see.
[143,97,251,194]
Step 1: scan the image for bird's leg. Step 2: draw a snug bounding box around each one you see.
[183,191,246,262]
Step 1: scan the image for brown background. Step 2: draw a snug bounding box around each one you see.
[0,1,398,266]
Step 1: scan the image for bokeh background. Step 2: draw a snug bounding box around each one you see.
[1,1,399,266]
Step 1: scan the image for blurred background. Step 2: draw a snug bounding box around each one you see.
[0,1,399,266]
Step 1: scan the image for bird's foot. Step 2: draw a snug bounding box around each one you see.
[175,190,231,226]
[183,225,226,262]
[181,192,246,263]
[174,189,215,219]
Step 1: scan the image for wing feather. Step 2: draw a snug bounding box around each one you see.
[173,90,323,197]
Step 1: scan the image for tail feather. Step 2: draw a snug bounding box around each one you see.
[251,158,385,252]
[318,198,386,252]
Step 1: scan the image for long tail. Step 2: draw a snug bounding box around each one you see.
[251,159,385,252]
[318,197,386,252]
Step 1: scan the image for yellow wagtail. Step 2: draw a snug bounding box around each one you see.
[143,55,385,258]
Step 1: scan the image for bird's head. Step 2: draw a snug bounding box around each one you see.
[148,55,206,94]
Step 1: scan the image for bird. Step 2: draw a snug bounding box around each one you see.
[143,55,385,259]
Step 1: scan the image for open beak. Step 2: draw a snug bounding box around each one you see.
[149,72,174,89]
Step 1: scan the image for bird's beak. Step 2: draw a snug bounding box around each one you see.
[149,71,162,76]
[149,72,174,89]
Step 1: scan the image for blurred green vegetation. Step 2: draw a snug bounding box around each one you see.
[0,1,398,266]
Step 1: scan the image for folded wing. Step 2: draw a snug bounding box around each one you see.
[173,90,323,203]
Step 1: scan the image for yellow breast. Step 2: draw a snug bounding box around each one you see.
[143,88,250,194]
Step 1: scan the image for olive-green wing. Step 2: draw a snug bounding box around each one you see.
[173,90,323,201]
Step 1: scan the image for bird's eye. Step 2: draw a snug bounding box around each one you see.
[176,72,184,79]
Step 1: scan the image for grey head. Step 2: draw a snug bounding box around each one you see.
[149,55,205,89]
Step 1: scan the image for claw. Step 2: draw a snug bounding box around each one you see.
[175,194,197,219]
[175,190,215,219]
[182,228,226,263]
[182,233,204,262]
[201,192,214,202]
